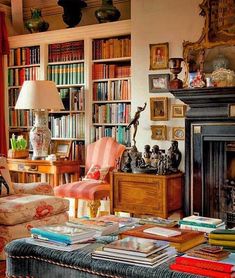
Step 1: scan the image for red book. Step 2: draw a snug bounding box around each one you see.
[176,254,235,273]
[170,263,235,278]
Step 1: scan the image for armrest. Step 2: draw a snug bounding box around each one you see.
[13,182,54,196]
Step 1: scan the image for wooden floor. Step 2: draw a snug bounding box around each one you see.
[0,261,6,278]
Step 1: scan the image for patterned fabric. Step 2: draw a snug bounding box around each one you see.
[84,164,110,181]
[0,212,68,260]
[13,182,54,196]
[0,194,69,225]
[55,137,125,200]
[0,157,14,197]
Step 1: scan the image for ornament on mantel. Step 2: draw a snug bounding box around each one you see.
[95,0,121,23]
[58,0,87,28]
[25,8,49,33]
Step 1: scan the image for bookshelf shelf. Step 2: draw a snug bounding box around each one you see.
[56,84,85,88]
[48,60,84,66]
[92,57,131,63]
[51,137,85,141]
[93,77,131,82]
[8,64,40,69]
[92,100,131,104]
[93,123,129,126]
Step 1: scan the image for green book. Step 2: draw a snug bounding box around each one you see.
[178,220,224,228]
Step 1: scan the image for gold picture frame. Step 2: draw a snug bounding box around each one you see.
[149,42,169,70]
[151,125,167,140]
[172,104,187,118]
[150,97,168,121]
[172,127,185,140]
[53,140,72,159]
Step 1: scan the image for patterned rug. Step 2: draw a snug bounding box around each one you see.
[0,261,6,278]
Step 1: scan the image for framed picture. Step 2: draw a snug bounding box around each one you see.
[53,140,72,158]
[149,42,169,70]
[172,127,185,140]
[172,104,187,118]
[149,74,170,92]
[151,125,167,140]
[150,97,168,121]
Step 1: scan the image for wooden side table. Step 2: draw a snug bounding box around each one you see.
[7,158,80,187]
[110,171,184,218]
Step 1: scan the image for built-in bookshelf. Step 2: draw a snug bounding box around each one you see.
[47,40,85,167]
[91,35,131,147]
[6,20,131,169]
[7,45,40,148]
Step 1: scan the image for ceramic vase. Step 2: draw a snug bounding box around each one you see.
[25,8,49,33]
[95,0,121,23]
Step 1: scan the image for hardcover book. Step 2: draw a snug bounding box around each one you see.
[182,215,223,227]
[143,227,181,237]
[176,253,235,272]
[103,236,169,257]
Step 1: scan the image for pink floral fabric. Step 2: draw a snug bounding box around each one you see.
[0,212,68,260]
[0,194,69,225]
[13,182,54,195]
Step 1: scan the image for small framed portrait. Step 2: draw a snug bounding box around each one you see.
[172,104,187,118]
[151,125,167,140]
[53,140,72,159]
[172,127,185,140]
[149,74,170,92]
[150,97,168,121]
[149,42,169,70]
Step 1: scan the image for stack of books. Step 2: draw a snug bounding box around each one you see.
[208,229,235,250]
[28,223,97,251]
[119,224,206,252]
[67,218,119,236]
[92,236,176,268]
[170,246,235,278]
[179,215,226,233]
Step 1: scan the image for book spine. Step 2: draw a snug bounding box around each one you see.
[170,263,232,278]
[175,257,233,273]
[180,224,215,233]
[179,220,218,228]
[209,234,235,241]
[209,238,235,247]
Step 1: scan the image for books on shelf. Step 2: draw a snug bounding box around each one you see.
[119,224,206,252]
[31,223,97,245]
[67,218,119,236]
[8,46,40,66]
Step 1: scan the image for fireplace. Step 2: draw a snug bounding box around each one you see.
[170,86,235,227]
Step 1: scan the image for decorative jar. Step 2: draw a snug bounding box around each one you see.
[95,0,121,23]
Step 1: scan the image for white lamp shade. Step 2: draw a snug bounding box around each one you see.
[15,80,64,110]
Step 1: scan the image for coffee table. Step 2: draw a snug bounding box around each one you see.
[5,238,205,278]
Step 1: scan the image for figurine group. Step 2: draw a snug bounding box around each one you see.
[121,141,182,175]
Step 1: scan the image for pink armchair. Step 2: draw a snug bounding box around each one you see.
[0,158,69,260]
[54,137,126,218]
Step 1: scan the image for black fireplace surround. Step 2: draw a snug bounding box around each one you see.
[170,86,235,227]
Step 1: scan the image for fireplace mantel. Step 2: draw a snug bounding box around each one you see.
[170,86,235,119]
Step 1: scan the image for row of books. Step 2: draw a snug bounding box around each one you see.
[48,41,84,62]
[91,126,131,147]
[92,36,131,60]
[47,63,84,85]
[8,46,40,66]
[92,64,131,80]
[179,215,226,233]
[70,140,85,164]
[93,103,131,124]
[8,67,40,87]
[8,88,20,107]
[49,113,85,139]
[93,79,131,101]
[9,109,33,127]
[59,87,85,111]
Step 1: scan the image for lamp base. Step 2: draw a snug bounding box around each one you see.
[30,110,51,160]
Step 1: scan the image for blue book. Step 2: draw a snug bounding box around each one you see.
[31,223,96,245]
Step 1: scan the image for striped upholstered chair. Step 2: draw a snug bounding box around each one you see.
[54,137,126,217]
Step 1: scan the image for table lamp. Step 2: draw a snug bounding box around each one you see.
[15,80,64,160]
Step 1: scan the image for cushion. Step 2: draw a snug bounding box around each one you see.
[84,164,110,181]
[54,180,110,200]
[0,156,14,197]
[0,194,69,225]
[0,212,68,260]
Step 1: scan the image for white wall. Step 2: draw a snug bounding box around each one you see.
[131,0,204,170]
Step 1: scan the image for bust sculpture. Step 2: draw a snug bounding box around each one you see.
[167,140,182,172]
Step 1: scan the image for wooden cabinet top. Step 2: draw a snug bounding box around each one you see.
[111,171,183,179]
